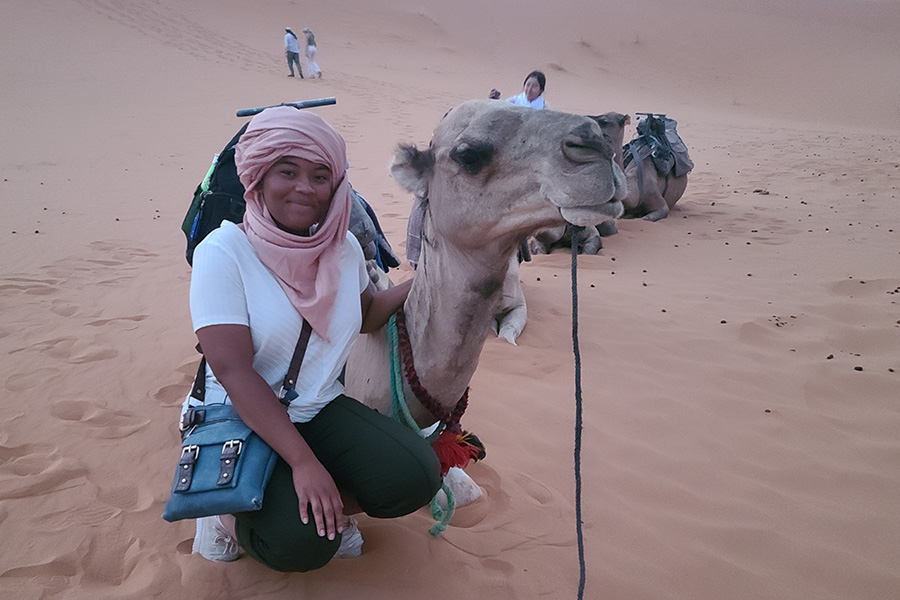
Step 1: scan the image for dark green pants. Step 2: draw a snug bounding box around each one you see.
[234,395,442,572]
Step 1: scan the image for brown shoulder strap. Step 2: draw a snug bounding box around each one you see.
[190,318,313,406]
[282,318,313,393]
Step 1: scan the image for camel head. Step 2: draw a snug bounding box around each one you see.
[392,100,625,255]
[589,111,630,171]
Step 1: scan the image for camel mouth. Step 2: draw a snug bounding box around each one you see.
[559,199,623,227]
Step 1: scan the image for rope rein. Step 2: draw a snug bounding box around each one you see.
[387,313,458,536]
[571,231,587,600]
[385,233,588,580]
[393,308,469,430]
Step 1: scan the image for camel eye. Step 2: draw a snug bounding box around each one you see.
[450,142,494,175]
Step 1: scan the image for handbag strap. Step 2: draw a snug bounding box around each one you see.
[281,318,313,394]
[189,318,313,404]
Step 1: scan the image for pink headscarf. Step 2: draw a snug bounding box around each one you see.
[234,106,352,339]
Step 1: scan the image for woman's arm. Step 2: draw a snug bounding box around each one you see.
[195,323,345,540]
[359,277,413,333]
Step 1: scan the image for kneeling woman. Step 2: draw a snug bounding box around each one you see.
[187,107,441,571]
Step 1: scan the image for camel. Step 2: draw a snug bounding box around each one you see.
[507,112,692,345]
[525,112,632,256]
[344,100,625,501]
[528,111,693,253]
[596,111,692,224]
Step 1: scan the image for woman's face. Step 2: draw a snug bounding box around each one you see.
[261,156,333,235]
[523,76,542,102]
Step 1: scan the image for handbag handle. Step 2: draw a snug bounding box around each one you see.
[189,318,313,406]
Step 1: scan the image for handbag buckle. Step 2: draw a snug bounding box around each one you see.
[279,386,298,407]
[218,440,243,486]
[180,407,206,432]
[181,444,200,460]
[174,444,200,492]
[222,439,242,456]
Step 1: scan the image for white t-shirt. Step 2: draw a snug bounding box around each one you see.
[285,33,299,54]
[187,221,370,423]
[505,92,546,110]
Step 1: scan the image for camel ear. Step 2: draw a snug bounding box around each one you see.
[391,144,434,197]
[624,114,631,126]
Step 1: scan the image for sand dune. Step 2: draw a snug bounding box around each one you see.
[1,0,899,598]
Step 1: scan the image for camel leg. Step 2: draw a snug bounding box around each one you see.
[596,219,618,237]
[494,256,527,345]
[528,225,565,255]
[642,204,669,221]
[497,304,527,345]
[433,467,483,511]
[640,175,670,221]
[579,227,602,254]
[664,175,688,210]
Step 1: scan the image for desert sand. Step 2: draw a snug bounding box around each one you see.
[2,0,899,598]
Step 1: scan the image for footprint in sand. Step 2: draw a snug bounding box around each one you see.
[37,500,121,530]
[11,336,118,364]
[0,535,89,584]
[0,277,59,296]
[153,382,190,407]
[5,367,62,392]
[77,0,280,74]
[85,314,148,329]
[511,472,558,506]
[49,299,78,317]
[97,483,155,512]
[49,400,150,439]
[0,443,88,500]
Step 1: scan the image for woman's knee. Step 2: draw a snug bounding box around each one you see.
[233,459,340,572]
[235,515,339,572]
[357,448,443,518]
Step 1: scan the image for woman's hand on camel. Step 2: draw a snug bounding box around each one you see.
[291,457,345,540]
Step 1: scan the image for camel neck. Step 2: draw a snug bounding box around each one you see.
[403,235,510,409]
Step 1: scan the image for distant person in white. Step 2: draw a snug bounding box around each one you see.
[284,27,303,78]
[303,28,322,79]
[489,71,547,110]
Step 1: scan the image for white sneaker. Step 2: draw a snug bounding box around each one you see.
[192,516,240,562]
[336,517,363,558]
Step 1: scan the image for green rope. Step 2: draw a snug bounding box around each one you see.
[429,481,455,536]
[387,315,455,535]
[388,314,416,427]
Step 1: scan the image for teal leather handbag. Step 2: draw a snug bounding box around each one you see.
[163,320,312,522]
[163,403,277,521]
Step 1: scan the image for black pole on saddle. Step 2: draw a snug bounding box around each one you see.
[570,227,587,600]
[235,97,337,117]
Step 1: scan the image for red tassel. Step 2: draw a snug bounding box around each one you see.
[432,428,483,474]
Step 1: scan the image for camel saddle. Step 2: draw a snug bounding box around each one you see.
[623,114,694,178]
